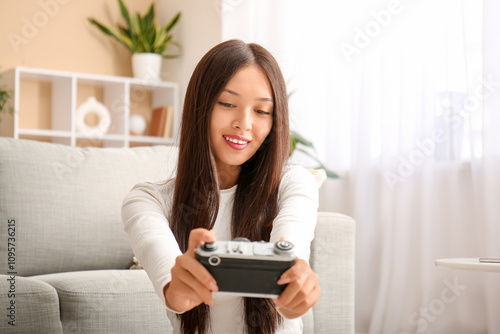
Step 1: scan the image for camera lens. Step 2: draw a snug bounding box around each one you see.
[208,255,221,266]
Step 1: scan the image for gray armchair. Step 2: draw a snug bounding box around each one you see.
[0,138,354,333]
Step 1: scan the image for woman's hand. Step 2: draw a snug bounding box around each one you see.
[273,258,321,319]
[163,228,219,313]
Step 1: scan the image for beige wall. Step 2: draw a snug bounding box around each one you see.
[0,0,223,139]
[0,0,222,84]
[159,0,224,101]
[0,0,156,76]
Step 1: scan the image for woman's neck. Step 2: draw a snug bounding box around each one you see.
[217,165,241,189]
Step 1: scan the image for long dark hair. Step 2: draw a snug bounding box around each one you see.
[170,39,289,334]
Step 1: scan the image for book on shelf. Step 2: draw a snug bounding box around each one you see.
[149,106,173,137]
[163,106,174,138]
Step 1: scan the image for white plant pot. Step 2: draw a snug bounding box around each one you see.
[131,53,162,80]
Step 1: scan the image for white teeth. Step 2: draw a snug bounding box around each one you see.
[224,136,248,144]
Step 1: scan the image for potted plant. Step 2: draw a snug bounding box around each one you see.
[88,0,181,80]
[287,85,338,179]
[0,87,14,124]
[289,130,339,179]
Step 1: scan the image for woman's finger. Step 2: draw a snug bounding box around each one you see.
[171,259,215,305]
[278,284,321,317]
[276,259,308,304]
[164,228,218,312]
[277,258,308,285]
[176,254,219,293]
[280,273,319,310]
[186,228,216,256]
[275,258,320,313]
[165,279,204,311]
[183,229,219,292]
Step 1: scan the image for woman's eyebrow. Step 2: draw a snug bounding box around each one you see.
[222,88,273,102]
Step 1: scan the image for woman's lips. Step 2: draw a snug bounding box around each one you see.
[223,135,250,150]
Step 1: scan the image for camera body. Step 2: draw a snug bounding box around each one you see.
[195,238,296,298]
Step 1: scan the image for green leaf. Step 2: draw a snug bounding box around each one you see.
[0,87,14,124]
[165,12,181,32]
[142,4,155,52]
[290,130,314,148]
[295,147,339,179]
[286,78,295,100]
[144,3,155,26]
[118,0,132,27]
[161,40,182,59]
[153,27,168,53]
[324,169,339,178]
[289,138,297,155]
[88,2,181,57]
[133,13,148,52]
[313,164,339,178]
[148,28,157,53]
[117,25,131,38]
[88,18,134,52]
[118,0,135,47]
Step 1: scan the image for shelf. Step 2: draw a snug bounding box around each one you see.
[18,129,72,138]
[0,67,180,148]
[129,135,175,145]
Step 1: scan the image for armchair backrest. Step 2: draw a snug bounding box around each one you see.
[0,138,178,276]
[305,212,355,334]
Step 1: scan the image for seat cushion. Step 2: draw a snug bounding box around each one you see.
[0,138,178,276]
[33,269,173,334]
[0,274,63,334]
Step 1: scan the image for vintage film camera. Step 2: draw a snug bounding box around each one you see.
[195,238,296,298]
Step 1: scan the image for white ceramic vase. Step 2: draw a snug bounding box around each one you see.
[131,53,162,80]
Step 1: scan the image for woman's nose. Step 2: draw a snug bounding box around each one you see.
[232,108,252,131]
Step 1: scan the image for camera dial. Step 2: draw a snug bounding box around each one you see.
[202,242,217,251]
[274,240,294,255]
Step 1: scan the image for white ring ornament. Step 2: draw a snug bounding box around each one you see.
[76,97,111,136]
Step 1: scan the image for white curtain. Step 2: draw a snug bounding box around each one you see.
[222,0,500,333]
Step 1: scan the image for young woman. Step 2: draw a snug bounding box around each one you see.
[122,39,321,334]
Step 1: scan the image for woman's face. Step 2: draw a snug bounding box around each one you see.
[210,64,274,179]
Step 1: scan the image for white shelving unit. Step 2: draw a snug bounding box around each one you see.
[0,67,180,147]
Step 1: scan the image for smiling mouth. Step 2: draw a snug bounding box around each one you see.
[223,135,249,145]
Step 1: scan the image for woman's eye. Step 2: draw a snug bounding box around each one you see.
[219,102,235,108]
[255,109,271,115]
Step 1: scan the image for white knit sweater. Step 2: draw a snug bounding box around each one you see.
[121,165,319,333]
